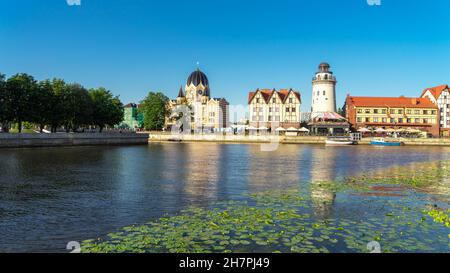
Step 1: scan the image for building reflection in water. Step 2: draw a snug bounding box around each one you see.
[246,144,301,193]
[309,147,338,216]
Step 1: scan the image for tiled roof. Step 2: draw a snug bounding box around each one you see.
[421,84,449,100]
[346,96,438,109]
[248,88,301,104]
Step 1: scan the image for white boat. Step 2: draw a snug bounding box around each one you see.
[325,137,358,146]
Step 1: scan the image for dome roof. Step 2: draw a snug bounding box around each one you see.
[186,69,209,87]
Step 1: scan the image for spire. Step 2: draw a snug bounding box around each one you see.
[177,85,185,98]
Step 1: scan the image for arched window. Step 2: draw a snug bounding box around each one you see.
[317,91,320,96]
[323,90,326,96]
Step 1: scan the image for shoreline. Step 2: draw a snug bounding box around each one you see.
[0,133,150,148]
[148,133,450,146]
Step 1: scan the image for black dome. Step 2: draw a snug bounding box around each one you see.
[187,69,209,87]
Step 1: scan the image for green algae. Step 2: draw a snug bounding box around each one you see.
[81,161,450,253]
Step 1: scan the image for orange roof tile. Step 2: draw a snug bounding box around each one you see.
[421,84,449,100]
[248,88,301,104]
[347,96,438,109]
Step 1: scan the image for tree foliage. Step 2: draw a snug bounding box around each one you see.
[0,72,125,133]
[140,92,169,131]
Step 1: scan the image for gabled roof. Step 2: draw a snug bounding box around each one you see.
[248,88,301,104]
[346,96,438,109]
[421,84,449,100]
[177,85,184,98]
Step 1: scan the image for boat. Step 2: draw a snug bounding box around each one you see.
[325,137,358,146]
[370,138,404,146]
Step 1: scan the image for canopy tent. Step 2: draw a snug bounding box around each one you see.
[357,127,371,133]
[375,128,386,133]
[298,127,310,132]
[247,126,258,130]
[286,127,299,131]
[258,126,268,130]
[275,127,286,132]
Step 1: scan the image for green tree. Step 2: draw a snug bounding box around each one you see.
[47,79,67,133]
[5,73,37,133]
[60,83,93,132]
[89,87,124,132]
[140,92,169,131]
[32,80,56,132]
[0,73,10,132]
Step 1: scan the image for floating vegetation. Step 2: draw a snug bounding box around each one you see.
[81,161,450,253]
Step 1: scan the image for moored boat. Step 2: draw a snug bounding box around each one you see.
[370,138,404,146]
[325,137,358,146]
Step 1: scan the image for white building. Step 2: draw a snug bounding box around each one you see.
[167,68,229,131]
[248,88,301,129]
[311,63,337,113]
[421,84,450,136]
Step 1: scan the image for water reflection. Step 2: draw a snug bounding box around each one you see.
[0,144,449,252]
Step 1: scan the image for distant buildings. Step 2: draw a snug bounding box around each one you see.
[120,103,144,130]
[248,88,301,129]
[421,85,450,136]
[166,68,229,131]
[345,96,440,137]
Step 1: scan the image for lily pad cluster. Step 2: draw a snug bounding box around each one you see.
[81,161,450,253]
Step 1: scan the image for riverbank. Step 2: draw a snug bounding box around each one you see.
[148,133,450,146]
[0,133,149,148]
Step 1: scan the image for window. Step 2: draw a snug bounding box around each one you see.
[292,107,296,112]
[323,90,326,96]
[317,91,320,96]
[398,110,403,114]
[432,110,436,115]
[415,118,420,123]
[268,116,272,121]
[373,117,379,122]
[357,109,363,113]
[253,108,257,112]
[365,109,371,114]
[365,117,370,122]
[423,118,428,124]
[269,107,272,112]
[259,108,263,112]
[252,116,257,121]
[390,109,395,114]
[272,98,276,103]
[407,118,411,123]
[398,118,403,123]
[390,118,395,123]
[286,107,290,112]
[275,116,280,121]
[415,110,420,115]
[382,118,387,123]
[357,117,362,122]
[382,109,387,114]
[407,109,412,114]
[423,110,428,115]
[256,98,260,103]
[275,107,279,112]
[374,109,379,114]
[289,98,293,103]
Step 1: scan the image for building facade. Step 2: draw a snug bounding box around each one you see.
[311,63,337,113]
[120,103,144,130]
[166,68,229,131]
[345,95,440,137]
[421,84,450,136]
[248,88,301,129]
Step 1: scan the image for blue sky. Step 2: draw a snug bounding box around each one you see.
[1,0,449,116]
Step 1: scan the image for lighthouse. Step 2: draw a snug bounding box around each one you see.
[311,63,337,113]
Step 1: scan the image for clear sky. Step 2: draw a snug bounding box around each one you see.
[1,0,449,118]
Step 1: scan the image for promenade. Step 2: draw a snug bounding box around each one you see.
[148,132,450,146]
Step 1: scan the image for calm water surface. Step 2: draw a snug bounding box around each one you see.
[0,143,449,252]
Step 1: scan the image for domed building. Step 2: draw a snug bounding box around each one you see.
[166,67,229,132]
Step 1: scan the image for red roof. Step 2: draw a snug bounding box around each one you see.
[421,84,449,100]
[248,88,301,104]
[346,96,438,109]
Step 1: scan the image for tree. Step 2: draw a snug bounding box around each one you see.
[89,87,124,132]
[31,80,56,132]
[5,73,37,133]
[0,73,10,132]
[59,83,93,132]
[140,92,169,131]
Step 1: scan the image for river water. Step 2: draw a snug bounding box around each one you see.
[0,143,449,252]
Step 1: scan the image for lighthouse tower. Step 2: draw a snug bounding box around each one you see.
[311,63,337,113]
